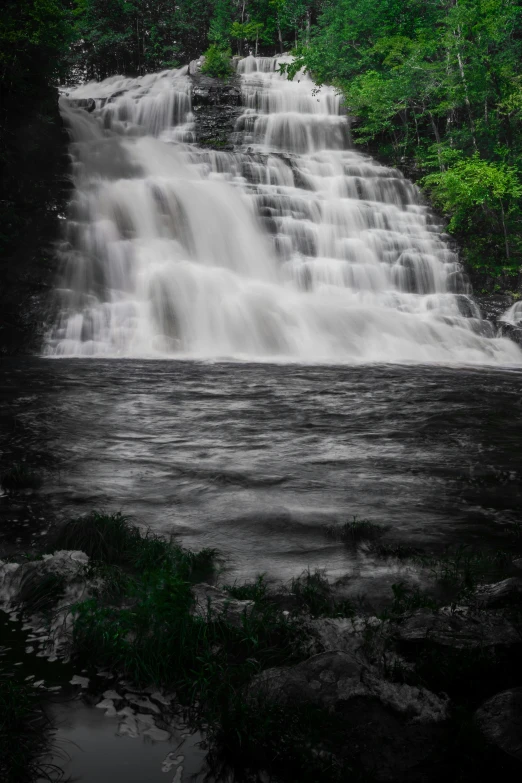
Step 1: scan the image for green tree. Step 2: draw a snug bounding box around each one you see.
[423,155,522,264]
[0,0,72,95]
[293,0,522,272]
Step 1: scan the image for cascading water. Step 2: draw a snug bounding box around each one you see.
[48,56,521,363]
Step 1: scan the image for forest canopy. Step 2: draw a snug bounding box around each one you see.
[2,0,522,277]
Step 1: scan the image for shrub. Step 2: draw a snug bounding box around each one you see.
[291,569,354,618]
[201,45,233,78]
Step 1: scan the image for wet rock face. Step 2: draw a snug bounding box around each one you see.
[65,97,96,112]
[475,292,519,326]
[475,688,522,762]
[498,321,522,346]
[190,73,242,150]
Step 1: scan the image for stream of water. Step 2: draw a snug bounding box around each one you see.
[48,55,521,364]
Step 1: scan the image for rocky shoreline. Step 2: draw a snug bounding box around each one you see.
[1,513,521,782]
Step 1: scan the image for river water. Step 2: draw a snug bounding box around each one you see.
[2,56,522,587]
[2,359,521,598]
[2,56,522,783]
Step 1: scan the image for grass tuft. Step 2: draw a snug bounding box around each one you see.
[52,511,217,583]
[0,673,63,782]
[419,545,512,598]
[327,516,386,545]
[223,574,269,604]
[291,569,355,618]
[386,581,440,616]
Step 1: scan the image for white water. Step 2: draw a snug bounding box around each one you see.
[501,301,522,326]
[48,56,521,364]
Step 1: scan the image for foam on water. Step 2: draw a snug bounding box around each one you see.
[47,57,522,364]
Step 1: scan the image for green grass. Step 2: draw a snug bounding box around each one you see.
[21,512,521,783]
[0,673,63,782]
[418,545,512,599]
[58,513,352,781]
[327,516,386,545]
[52,511,217,582]
[385,581,440,616]
[290,569,355,618]
[223,574,269,603]
[1,463,42,491]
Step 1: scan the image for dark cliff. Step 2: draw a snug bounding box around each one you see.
[0,85,70,355]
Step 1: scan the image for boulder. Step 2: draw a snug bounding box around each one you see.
[474,578,522,609]
[310,615,384,657]
[498,321,522,346]
[0,550,89,610]
[250,651,449,782]
[188,57,205,76]
[394,609,520,650]
[66,97,96,112]
[0,550,91,660]
[475,688,522,762]
[250,650,448,723]
[191,583,254,628]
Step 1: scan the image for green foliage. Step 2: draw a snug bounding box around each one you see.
[201,45,234,78]
[71,0,213,79]
[208,0,235,47]
[223,574,269,602]
[0,1,72,92]
[291,569,355,617]
[0,673,60,782]
[422,545,512,597]
[423,155,522,268]
[327,515,386,545]
[64,515,334,781]
[296,0,522,275]
[387,582,439,615]
[53,510,217,581]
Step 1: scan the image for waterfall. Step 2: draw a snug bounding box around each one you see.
[47,57,521,364]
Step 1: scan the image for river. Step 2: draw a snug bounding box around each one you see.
[2,358,521,602]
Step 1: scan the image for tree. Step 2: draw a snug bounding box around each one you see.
[423,155,522,263]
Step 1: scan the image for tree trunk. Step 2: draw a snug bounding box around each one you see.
[500,200,510,260]
[453,31,477,148]
[277,21,284,54]
[428,111,444,171]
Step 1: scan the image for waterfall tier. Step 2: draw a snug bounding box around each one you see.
[48,57,521,364]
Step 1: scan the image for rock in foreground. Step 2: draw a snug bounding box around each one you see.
[475,687,522,762]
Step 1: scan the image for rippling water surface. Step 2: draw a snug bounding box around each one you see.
[2,359,521,594]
